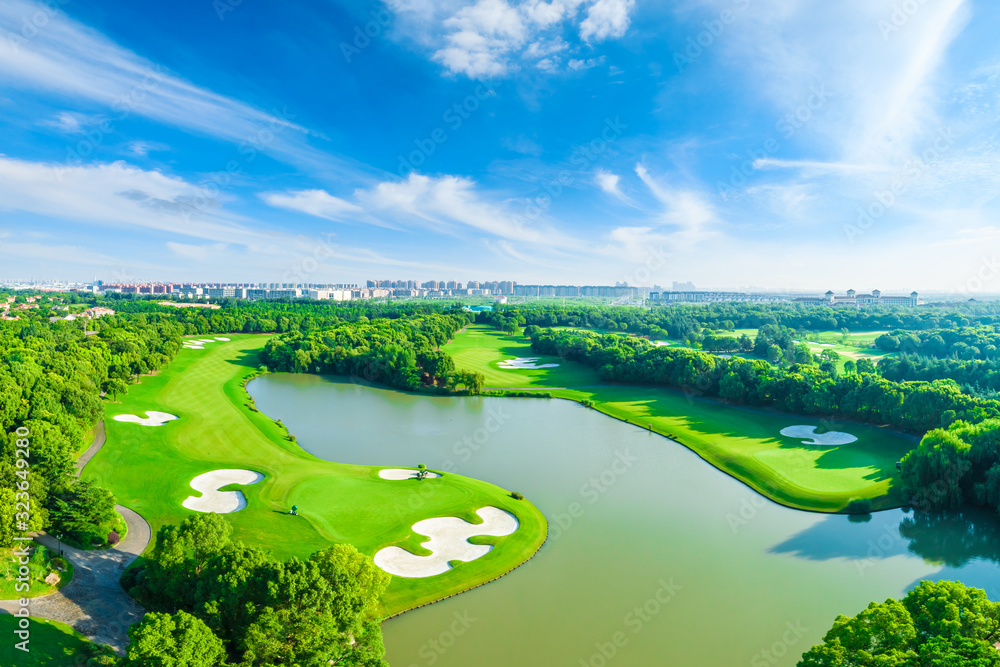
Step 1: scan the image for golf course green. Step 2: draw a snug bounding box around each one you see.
[443,325,916,512]
[84,335,547,616]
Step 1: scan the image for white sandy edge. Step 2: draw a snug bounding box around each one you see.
[498,357,560,369]
[113,411,179,427]
[182,469,264,513]
[780,425,858,446]
[379,468,442,480]
[373,507,519,578]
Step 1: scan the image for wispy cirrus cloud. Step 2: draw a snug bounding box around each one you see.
[0,0,366,178]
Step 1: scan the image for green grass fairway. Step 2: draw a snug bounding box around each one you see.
[85,335,546,616]
[447,326,916,512]
[443,326,601,388]
[0,615,89,666]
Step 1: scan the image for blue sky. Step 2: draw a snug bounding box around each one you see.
[1,0,999,292]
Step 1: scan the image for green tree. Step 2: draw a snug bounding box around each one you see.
[124,611,226,667]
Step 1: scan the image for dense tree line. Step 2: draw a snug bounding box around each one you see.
[260,313,485,393]
[799,580,1000,666]
[0,308,181,547]
[125,513,390,666]
[528,328,1000,433]
[479,301,1000,344]
[875,325,1000,360]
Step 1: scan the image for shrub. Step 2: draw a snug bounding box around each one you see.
[846,498,872,514]
[107,530,120,546]
[511,491,524,500]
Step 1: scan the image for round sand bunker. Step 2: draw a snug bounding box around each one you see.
[378,468,442,480]
[113,411,179,427]
[182,469,264,513]
[373,507,518,578]
[497,357,560,369]
[780,425,858,446]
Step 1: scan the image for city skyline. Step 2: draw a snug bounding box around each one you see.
[1,1,999,292]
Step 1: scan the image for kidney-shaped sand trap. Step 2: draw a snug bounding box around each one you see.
[113,411,179,427]
[378,468,442,480]
[374,507,519,578]
[182,469,264,513]
[780,425,858,446]
[497,357,560,369]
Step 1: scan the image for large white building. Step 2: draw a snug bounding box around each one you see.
[793,289,921,307]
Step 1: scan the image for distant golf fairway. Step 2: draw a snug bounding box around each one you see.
[84,335,547,616]
[444,326,916,512]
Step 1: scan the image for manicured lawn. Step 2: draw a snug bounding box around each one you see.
[84,335,546,616]
[443,326,601,388]
[0,615,90,666]
[446,326,916,512]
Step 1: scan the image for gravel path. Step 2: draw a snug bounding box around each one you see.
[1,422,151,653]
[0,506,150,652]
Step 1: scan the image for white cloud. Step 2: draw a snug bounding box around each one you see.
[38,111,87,134]
[355,172,576,246]
[128,141,170,157]
[580,0,635,42]
[389,0,633,78]
[0,0,360,177]
[595,169,623,197]
[166,242,228,260]
[261,189,363,221]
[568,56,606,71]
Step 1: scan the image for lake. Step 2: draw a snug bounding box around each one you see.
[249,373,1000,667]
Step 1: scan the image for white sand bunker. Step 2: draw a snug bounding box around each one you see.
[497,357,560,369]
[379,468,442,480]
[183,345,205,350]
[182,469,264,513]
[113,411,179,427]
[781,425,858,446]
[215,337,230,341]
[374,507,519,578]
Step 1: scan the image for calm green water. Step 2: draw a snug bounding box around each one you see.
[249,374,1000,667]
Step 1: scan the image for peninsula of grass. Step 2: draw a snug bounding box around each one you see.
[84,335,547,616]
[444,325,916,513]
[0,615,90,666]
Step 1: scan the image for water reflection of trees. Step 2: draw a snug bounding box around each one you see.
[898,507,1000,568]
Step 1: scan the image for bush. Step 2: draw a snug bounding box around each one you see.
[846,498,872,514]
[107,530,120,546]
[49,557,68,572]
[510,491,524,500]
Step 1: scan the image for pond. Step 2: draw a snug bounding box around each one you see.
[249,373,1000,667]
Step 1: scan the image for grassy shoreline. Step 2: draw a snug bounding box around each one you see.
[84,334,547,617]
[443,325,916,513]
